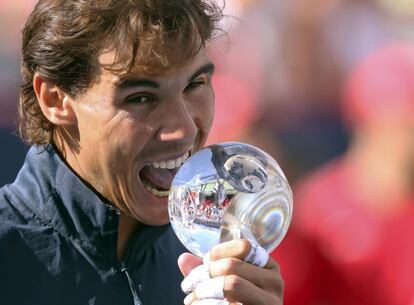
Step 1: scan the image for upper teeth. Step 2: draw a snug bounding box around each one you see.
[151,152,189,169]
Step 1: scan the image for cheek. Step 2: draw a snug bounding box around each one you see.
[194,89,215,133]
[77,111,141,169]
[75,103,116,144]
[110,114,154,153]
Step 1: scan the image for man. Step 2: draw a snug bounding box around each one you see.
[0,1,284,304]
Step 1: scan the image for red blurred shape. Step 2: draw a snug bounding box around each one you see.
[343,43,414,127]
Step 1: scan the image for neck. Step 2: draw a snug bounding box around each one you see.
[53,132,144,260]
[117,213,142,261]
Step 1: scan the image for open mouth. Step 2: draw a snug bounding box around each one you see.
[138,152,190,198]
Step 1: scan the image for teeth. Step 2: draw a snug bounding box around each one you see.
[142,181,170,197]
[142,152,190,197]
[167,160,176,169]
[151,152,189,170]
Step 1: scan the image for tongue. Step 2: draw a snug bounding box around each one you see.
[140,166,178,190]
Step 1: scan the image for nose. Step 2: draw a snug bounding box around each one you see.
[155,98,198,143]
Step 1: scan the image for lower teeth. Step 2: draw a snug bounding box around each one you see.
[142,180,170,197]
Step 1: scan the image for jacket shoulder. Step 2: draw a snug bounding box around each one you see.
[0,185,31,238]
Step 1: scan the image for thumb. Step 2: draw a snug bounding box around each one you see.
[178,252,203,276]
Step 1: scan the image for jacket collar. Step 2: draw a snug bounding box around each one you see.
[13,144,169,264]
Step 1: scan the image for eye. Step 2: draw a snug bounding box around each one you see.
[125,94,154,104]
[185,78,208,91]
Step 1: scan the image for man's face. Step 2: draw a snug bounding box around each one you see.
[64,49,215,225]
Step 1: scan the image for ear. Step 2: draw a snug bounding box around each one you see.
[33,73,77,126]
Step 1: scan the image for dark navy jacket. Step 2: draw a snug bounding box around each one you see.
[0,145,187,305]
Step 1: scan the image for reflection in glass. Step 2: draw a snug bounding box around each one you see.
[168,142,293,257]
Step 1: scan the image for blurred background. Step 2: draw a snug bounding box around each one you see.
[1,1,413,304]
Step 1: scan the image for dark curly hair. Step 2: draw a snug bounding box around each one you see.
[19,0,224,144]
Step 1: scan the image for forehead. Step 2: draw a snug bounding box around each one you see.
[98,47,212,84]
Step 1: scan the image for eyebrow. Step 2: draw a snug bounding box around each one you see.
[188,62,215,82]
[115,78,160,90]
[115,62,215,90]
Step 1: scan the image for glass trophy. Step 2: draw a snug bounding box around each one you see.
[168,142,293,258]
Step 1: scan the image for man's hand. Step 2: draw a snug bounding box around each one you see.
[178,239,284,305]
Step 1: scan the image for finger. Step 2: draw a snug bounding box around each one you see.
[192,300,230,305]
[206,239,277,269]
[223,275,279,305]
[192,302,242,305]
[207,257,282,291]
[182,256,282,294]
[183,276,225,305]
[186,274,274,305]
[178,252,203,277]
[224,275,278,305]
[181,263,211,294]
[192,300,242,305]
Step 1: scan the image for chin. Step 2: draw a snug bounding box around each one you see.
[153,208,171,225]
[143,216,170,226]
[132,206,170,226]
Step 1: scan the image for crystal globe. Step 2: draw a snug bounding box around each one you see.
[168,142,293,258]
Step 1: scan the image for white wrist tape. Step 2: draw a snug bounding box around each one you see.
[181,264,211,294]
[193,300,230,305]
[195,276,225,299]
[244,240,269,268]
[203,251,211,266]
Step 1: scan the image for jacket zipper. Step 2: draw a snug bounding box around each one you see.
[121,262,142,305]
